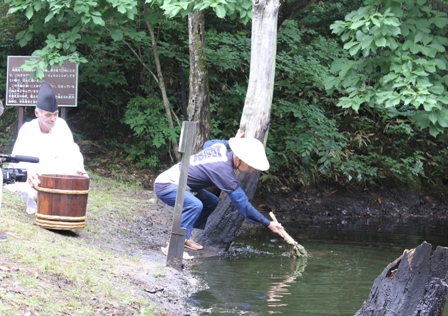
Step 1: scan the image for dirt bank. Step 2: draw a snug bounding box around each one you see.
[252,184,448,225]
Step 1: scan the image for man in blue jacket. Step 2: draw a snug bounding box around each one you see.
[154,134,283,250]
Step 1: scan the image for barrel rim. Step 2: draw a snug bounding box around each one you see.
[39,174,90,180]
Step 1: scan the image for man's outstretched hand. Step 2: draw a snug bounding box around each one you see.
[268,221,284,238]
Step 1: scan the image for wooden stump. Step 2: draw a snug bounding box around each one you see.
[356,242,448,316]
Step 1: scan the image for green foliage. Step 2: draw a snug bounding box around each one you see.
[206,30,251,71]
[205,29,252,137]
[5,0,138,78]
[72,37,145,140]
[149,0,253,23]
[342,149,425,188]
[259,16,448,190]
[3,0,192,165]
[3,0,448,191]
[123,96,179,168]
[262,21,348,187]
[268,99,348,187]
[292,0,365,36]
[429,138,448,180]
[334,104,447,187]
[0,108,20,155]
[326,0,448,136]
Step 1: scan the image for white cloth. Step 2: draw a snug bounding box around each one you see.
[8,118,85,214]
[4,182,38,214]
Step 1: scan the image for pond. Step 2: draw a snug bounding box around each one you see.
[187,219,448,315]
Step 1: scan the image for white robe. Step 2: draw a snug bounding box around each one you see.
[7,118,85,214]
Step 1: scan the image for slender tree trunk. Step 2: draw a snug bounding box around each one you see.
[240,0,279,138]
[143,4,181,161]
[195,0,280,251]
[187,10,211,153]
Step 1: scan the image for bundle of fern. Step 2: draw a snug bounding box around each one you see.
[269,212,308,258]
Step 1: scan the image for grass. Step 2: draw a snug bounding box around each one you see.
[0,172,184,316]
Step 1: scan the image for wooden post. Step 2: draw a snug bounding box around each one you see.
[166,121,196,270]
[60,107,67,120]
[18,107,24,131]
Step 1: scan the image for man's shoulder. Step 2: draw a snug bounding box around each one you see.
[203,139,229,150]
[53,118,71,131]
[20,119,38,131]
[55,117,68,126]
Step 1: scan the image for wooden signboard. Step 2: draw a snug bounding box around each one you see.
[6,56,78,107]
[5,56,79,129]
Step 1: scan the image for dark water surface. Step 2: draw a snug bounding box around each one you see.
[187,220,448,315]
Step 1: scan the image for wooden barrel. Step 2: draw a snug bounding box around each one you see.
[35,174,90,230]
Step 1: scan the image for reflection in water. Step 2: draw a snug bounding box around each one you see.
[266,257,307,312]
[188,220,448,315]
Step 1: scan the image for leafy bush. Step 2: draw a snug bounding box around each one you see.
[326,0,448,137]
[123,95,179,168]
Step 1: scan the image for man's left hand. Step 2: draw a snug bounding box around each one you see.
[76,170,88,177]
[28,172,40,190]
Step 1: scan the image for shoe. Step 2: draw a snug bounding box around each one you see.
[184,239,203,250]
[0,231,7,242]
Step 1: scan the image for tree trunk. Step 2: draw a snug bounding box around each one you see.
[195,0,280,251]
[187,10,211,153]
[240,0,279,137]
[356,242,448,316]
[143,4,181,161]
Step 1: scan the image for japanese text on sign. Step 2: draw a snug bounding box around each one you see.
[6,56,78,107]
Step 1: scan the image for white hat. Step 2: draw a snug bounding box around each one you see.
[229,138,270,171]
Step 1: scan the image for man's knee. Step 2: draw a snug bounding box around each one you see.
[184,198,203,213]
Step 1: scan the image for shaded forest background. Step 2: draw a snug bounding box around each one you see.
[0,0,447,194]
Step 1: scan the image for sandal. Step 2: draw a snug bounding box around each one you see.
[184,239,203,250]
[161,243,194,260]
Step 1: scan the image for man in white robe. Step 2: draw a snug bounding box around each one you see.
[9,81,87,215]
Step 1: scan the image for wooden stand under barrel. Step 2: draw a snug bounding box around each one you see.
[35,174,90,230]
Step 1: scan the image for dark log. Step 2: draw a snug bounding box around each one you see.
[356,242,448,316]
[194,172,261,252]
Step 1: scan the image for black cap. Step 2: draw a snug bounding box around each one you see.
[36,81,58,112]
